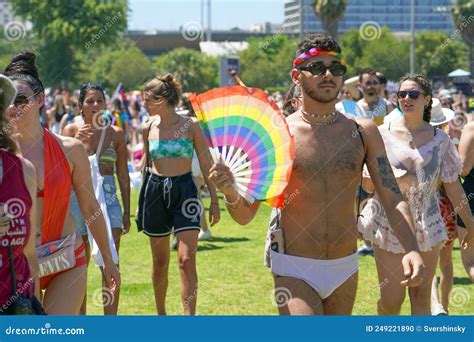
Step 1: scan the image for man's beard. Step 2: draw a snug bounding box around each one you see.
[300,78,339,103]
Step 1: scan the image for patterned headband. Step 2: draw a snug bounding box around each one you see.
[293,48,345,68]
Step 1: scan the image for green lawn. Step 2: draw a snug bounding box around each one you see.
[85,191,474,315]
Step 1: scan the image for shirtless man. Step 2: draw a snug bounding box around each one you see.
[357,68,394,126]
[209,33,424,315]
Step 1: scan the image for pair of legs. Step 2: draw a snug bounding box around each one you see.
[42,247,87,315]
[374,243,441,315]
[150,230,199,315]
[79,228,122,315]
[273,272,358,315]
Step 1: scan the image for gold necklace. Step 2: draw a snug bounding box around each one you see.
[301,108,337,119]
[300,111,339,126]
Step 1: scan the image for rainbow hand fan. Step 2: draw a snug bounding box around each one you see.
[189,86,295,207]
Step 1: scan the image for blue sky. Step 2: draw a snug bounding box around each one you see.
[128,0,286,31]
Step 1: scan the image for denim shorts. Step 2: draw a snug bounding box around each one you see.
[71,175,124,236]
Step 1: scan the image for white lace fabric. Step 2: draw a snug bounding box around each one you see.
[358,125,463,253]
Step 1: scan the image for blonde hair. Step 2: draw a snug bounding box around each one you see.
[144,74,181,107]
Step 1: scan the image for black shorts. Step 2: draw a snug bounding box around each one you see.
[137,171,201,237]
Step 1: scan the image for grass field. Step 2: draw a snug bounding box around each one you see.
[85,191,474,315]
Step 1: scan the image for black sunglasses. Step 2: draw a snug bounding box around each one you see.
[397,90,423,100]
[81,82,103,89]
[299,62,347,76]
[13,94,32,107]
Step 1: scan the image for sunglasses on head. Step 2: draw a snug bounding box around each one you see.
[81,82,103,89]
[396,90,423,100]
[299,62,347,76]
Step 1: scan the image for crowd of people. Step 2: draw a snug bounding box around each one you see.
[0,32,473,316]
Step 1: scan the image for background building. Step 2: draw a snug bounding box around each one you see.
[0,0,17,27]
[283,0,454,34]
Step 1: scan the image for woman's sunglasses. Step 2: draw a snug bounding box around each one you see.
[13,94,34,107]
[299,62,347,76]
[397,90,423,100]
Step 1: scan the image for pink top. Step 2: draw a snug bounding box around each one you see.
[0,150,34,305]
[358,125,463,253]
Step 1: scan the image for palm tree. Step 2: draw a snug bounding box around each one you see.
[451,0,474,75]
[313,0,348,41]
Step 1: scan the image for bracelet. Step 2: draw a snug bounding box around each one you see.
[224,194,241,209]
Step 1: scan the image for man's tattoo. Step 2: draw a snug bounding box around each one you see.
[376,156,402,195]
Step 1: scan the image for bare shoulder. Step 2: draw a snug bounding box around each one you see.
[284,112,304,134]
[353,117,380,138]
[62,122,79,137]
[54,133,85,157]
[285,112,300,124]
[188,116,201,137]
[111,125,125,142]
[111,125,125,135]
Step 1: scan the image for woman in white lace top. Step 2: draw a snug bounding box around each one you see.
[359,74,474,315]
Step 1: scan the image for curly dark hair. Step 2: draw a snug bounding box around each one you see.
[79,83,105,106]
[4,51,45,117]
[399,74,433,123]
[4,51,44,96]
[295,33,342,57]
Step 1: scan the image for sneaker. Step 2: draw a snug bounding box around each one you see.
[198,229,212,241]
[171,235,178,250]
[431,303,448,316]
[357,244,374,256]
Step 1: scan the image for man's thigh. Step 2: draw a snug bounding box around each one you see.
[273,276,324,315]
[323,271,358,315]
